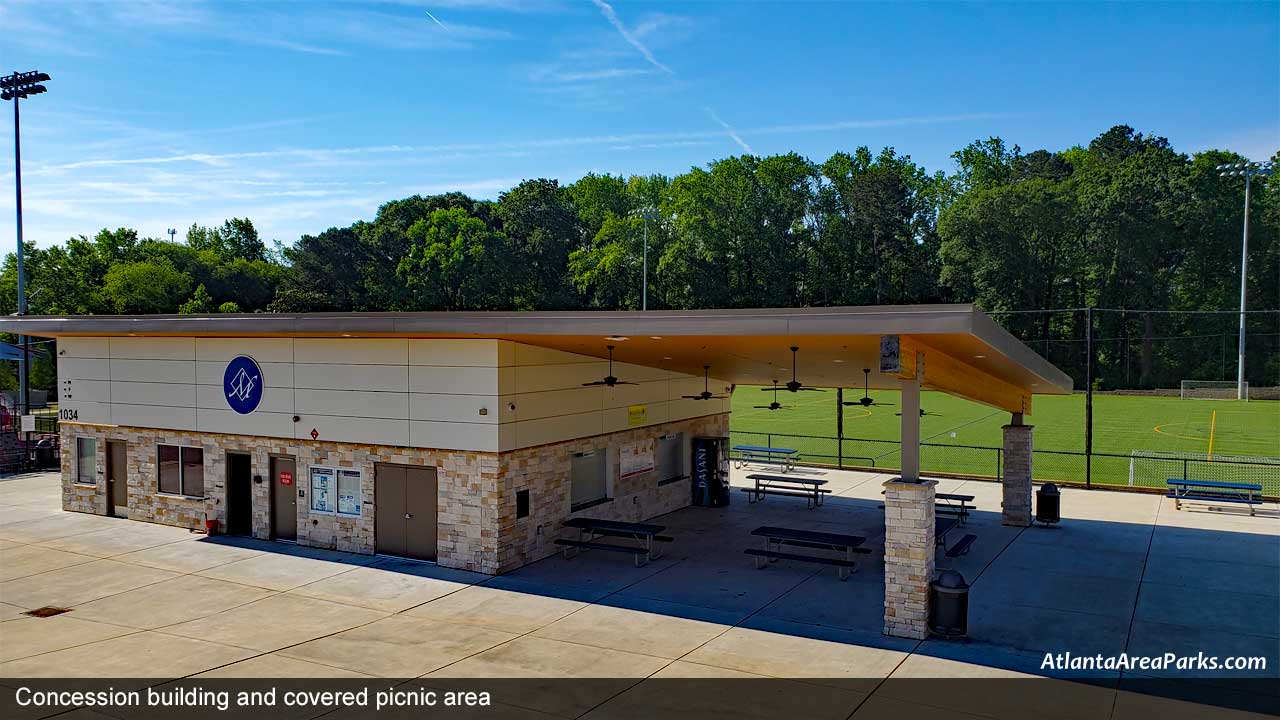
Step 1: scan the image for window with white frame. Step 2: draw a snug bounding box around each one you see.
[309,466,362,516]
[157,444,204,497]
[76,437,96,485]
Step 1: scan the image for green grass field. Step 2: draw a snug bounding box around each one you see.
[731,388,1280,492]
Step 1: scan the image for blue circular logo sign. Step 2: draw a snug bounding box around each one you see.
[223,355,263,415]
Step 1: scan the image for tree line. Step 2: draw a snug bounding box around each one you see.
[2,125,1276,390]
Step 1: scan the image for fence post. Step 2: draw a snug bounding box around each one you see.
[1085,306,1093,489]
[1183,458,1188,482]
[996,447,1002,480]
[836,388,844,470]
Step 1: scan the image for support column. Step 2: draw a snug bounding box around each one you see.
[899,376,921,481]
[1002,416,1033,526]
[883,477,936,639]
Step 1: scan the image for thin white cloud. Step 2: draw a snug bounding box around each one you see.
[706,108,755,154]
[589,0,673,74]
[424,10,451,32]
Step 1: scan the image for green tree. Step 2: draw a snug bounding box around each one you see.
[397,207,506,310]
[179,284,215,314]
[101,261,192,314]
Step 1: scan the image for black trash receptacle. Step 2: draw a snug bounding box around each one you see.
[35,438,56,468]
[1035,482,1061,525]
[929,570,969,638]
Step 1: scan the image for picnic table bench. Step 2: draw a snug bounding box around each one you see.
[745,526,870,581]
[879,491,976,525]
[556,517,670,567]
[732,445,799,473]
[1166,479,1263,516]
[742,473,831,509]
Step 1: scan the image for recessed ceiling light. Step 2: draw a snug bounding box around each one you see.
[833,359,844,363]
[605,336,628,342]
[341,334,353,337]
[662,356,673,360]
[973,354,986,359]
[649,336,663,340]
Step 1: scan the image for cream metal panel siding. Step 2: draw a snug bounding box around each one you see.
[59,337,110,358]
[109,381,194,408]
[195,338,295,363]
[199,409,296,438]
[409,393,498,424]
[410,420,498,452]
[293,338,408,365]
[514,386,603,421]
[195,384,294,414]
[66,402,112,425]
[408,366,499,395]
[196,360,294,389]
[108,337,195,360]
[109,359,196,384]
[299,416,409,446]
[111,404,197,431]
[514,412,605,448]
[514,362,608,394]
[64,379,111,403]
[295,363,409,392]
[294,388,408,420]
[58,357,111,382]
[408,339,499,367]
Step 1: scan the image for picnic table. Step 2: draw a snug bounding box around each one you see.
[746,525,870,580]
[935,516,959,547]
[1166,479,1263,516]
[732,444,799,473]
[936,492,976,525]
[741,473,830,509]
[556,517,671,567]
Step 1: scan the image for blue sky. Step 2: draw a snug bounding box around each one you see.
[1,0,1276,254]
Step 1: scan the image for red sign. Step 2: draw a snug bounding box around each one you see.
[279,472,293,486]
[310,428,319,440]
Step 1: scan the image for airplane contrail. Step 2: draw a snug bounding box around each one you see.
[425,10,450,32]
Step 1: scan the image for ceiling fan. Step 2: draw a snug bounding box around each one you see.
[761,346,825,394]
[754,381,790,411]
[683,365,727,400]
[842,368,895,407]
[581,345,636,387]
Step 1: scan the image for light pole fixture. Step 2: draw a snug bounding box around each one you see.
[630,206,659,311]
[2,70,51,431]
[1217,160,1274,400]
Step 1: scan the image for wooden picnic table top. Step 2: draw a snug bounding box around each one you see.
[733,445,798,454]
[936,493,976,502]
[1166,478,1263,491]
[751,526,866,548]
[563,517,666,535]
[747,473,828,486]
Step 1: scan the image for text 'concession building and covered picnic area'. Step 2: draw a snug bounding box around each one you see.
[1,305,1072,639]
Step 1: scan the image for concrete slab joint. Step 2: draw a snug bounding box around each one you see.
[1001,423,1034,527]
[882,477,936,640]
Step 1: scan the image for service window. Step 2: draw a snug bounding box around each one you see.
[337,469,361,516]
[76,437,96,484]
[157,444,204,497]
[570,450,608,509]
[310,467,335,513]
[656,433,684,482]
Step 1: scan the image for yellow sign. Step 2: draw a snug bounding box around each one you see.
[627,404,647,426]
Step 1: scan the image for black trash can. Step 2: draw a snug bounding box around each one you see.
[1035,482,1061,525]
[34,438,56,468]
[929,570,969,638]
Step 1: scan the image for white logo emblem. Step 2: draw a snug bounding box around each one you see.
[228,367,259,403]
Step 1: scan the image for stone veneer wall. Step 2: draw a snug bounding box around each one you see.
[60,413,727,575]
[883,477,936,640]
[59,423,499,571]
[1001,423,1034,527]
[496,413,729,573]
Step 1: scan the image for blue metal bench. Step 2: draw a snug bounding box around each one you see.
[1166,479,1263,516]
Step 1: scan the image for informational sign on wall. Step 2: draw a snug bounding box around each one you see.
[627,404,647,426]
[620,440,655,479]
[879,335,901,375]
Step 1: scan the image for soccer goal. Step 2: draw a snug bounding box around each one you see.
[1180,380,1248,400]
[1128,449,1280,496]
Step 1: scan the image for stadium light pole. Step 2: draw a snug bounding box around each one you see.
[630,206,659,311]
[1217,160,1275,400]
[2,70,51,431]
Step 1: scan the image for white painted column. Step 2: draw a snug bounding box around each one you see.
[900,376,921,481]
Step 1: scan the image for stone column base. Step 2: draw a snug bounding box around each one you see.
[883,477,936,640]
[1002,423,1033,527]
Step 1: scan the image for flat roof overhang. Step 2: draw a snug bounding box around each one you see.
[0,304,1071,415]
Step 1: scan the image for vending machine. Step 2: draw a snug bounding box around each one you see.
[691,436,731,507]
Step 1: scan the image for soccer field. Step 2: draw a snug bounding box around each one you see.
[730,387,1280,489]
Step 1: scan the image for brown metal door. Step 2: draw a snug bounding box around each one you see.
[375,464,407,557]
[271,456,297,541]
[405,466,438,561]
[107,441,127,518]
